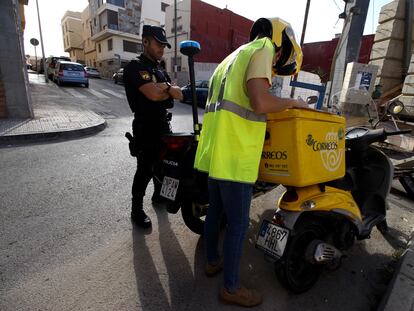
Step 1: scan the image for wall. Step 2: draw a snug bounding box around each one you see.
[302,35,374,83]
[82,6,97,67]
[369,0,414,93]
[164,0,191,82]
[164,0,252,85]
[0,0,32,118]
[190,0,252,63]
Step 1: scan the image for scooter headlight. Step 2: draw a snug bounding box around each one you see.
[300,200,316,210]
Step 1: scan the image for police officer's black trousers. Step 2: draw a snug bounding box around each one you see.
[131,142,162,209]
[131,118,170,209]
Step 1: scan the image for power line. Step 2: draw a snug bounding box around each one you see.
[332,0,342,12]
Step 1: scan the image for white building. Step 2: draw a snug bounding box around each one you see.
[88,0,172,78]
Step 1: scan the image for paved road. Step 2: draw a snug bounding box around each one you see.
[1,79,413,311]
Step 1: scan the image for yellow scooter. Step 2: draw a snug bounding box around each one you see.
[255,108,411,293]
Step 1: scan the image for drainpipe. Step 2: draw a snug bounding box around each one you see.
[403,0,413,79]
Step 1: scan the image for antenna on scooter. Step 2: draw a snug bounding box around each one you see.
[180,40,201,139]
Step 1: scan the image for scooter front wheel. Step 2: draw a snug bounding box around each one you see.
[275,221,325,293]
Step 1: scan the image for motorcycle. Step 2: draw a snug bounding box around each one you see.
[127,40,277,235]
[255,98,412,293]
[368,99,414,199]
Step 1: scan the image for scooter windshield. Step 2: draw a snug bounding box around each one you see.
[327,88,379,128]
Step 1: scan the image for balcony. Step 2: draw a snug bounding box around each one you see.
[91,26,140,42]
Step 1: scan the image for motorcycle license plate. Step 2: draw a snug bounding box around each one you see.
[160,176,180,201]
[256,220,289,259]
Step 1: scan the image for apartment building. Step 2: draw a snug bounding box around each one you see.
[88,0,172,78]
[164,0,253,85]
[82,6,97,67]
[61,11,85,63]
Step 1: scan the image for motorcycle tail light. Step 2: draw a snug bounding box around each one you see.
[281,188,298,202]
[162,136,191,151]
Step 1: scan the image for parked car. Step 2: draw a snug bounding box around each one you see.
[53,61,89,87]
[113,68,124,84]
[46,56,71,79]
[84,67,101,78]
[180,80,209,108]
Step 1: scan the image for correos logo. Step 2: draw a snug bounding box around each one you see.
[306,130,343,172]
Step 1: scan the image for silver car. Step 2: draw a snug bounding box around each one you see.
[84,67,101,78]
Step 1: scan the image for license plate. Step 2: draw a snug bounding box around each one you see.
[160,176,179,201]
[256,220,289,259]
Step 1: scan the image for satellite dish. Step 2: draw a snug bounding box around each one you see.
[30,38,39,46]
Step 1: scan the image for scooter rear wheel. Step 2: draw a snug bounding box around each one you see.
[181,201,207,235]
[181,201,227,235]
[275,221,325,293]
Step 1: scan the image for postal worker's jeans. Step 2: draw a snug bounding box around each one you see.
[205,178,253,292]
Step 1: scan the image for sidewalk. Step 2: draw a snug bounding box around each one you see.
[0,73,105,145]
[379,231,414,311]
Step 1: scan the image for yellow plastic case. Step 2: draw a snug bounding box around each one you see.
[258,108,346,187]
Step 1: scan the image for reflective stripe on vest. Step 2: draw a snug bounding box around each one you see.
[205,47,266,123]
[206,100,266,123]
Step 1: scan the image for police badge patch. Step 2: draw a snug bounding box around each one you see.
[139,71,151,80]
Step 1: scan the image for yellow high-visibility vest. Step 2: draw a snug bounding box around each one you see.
[194,37,274,183]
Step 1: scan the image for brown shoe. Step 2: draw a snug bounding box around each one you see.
[219,286,263,307]
[204,259,223,277]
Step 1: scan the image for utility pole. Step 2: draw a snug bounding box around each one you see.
[290,0,311,98]
[174,0,178,82]
[328,0,370,106]
[35,0,48,83]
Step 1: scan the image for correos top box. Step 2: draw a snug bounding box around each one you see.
[258,108,346,187]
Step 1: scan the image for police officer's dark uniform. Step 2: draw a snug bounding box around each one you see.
[124,25,173,228]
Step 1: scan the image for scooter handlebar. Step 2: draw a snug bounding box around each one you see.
[385,129,412,137]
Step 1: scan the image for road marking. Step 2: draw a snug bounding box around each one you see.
[86,88,109,99]
[64,88,87,99]
[102,89,125,98]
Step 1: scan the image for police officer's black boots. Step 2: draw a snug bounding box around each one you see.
[131,201,152,228]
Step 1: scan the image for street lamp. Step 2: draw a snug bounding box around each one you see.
[35,0,48,83]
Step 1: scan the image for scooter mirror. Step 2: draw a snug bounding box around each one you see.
[179,40,201,57]
[306,95,318,105]
[387,100,404,116]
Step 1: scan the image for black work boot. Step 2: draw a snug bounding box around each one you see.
[131,203,152,228]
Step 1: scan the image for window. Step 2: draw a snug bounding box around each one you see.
[98,43,101,53]
[61,63,84,71]
[161,2,169,12]
[123,40,140,53]
[94,18,96,27]
[108,39,113,51]
[107,10,118,30]
[105,0,124,7]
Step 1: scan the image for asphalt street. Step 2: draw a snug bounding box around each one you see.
[1,78,413,311]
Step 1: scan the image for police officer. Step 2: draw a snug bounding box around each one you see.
[124,25,183,228]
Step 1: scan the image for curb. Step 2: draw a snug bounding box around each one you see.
[0,121,106,146]
[378,232,414,311]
